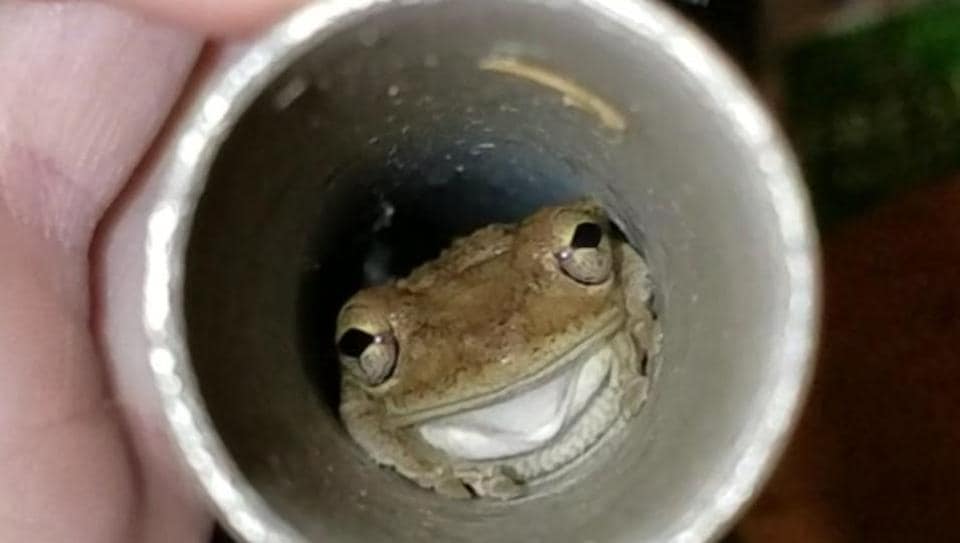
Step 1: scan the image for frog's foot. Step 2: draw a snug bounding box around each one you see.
[455,466,524,500]
[430,474,473,499]
[406,465,472,499]
[619,373,648,418]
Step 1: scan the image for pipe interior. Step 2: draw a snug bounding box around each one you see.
[184,1,799,541]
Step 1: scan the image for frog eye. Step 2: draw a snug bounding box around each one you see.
[555,220,613,284]
[571,222,603,249]
[336,310,398,386]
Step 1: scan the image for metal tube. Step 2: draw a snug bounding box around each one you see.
[101,1,821,541]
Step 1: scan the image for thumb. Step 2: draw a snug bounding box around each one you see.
[101,0,306,36]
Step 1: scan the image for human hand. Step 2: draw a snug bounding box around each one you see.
[0,2,300,541]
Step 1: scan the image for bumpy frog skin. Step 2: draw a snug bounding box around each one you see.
[335,200,658,499]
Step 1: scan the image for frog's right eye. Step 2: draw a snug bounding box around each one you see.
[336,313,398,386]
[552,209,614,285]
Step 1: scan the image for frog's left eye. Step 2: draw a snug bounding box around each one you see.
[336,309,398,386]
[555,219,613,284]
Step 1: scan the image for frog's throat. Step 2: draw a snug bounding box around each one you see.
[386,308,625,427]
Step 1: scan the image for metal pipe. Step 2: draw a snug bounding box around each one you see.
[100,0,821,541]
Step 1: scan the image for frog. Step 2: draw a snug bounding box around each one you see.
[334,199,659,500]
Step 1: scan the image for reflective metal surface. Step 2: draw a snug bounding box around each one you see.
[106,0,820,541]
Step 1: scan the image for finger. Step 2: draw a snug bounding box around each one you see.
[0,2,206,542]
[101,0,306,36]
[0,2,200,252]
[0,211,138,542]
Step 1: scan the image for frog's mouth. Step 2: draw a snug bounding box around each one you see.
[415,323,631,461]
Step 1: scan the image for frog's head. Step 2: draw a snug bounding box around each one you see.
[335,200,647,460]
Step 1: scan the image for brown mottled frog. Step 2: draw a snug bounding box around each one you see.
[335,200,658,499]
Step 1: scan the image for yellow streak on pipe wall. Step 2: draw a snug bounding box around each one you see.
[479,55,628,132]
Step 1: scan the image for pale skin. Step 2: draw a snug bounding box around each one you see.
[0,2,301,542]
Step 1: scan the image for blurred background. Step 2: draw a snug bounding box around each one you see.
[217,0,960,540]
[673,1,960,541]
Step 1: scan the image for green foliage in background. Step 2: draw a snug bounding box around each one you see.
[783,1,960,225]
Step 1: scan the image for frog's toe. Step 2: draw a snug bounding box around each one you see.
[406,464,470,498]
[484,474,524,500]
[620,376,647,417]
[433,476,473,499]
[460,468,524,500]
